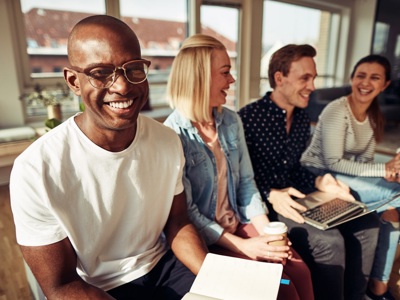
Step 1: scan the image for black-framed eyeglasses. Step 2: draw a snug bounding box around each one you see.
[69,59,151,89]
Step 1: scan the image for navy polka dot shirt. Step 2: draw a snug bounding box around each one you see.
[238,92,317,210]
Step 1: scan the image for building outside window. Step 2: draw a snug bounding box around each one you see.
[120,0,188,108]
[201,4,239,110]
[20,0,106,119]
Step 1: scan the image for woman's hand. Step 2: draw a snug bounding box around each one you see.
[236,235,292,264]
[315,173,355,201]
[385,153,400,181]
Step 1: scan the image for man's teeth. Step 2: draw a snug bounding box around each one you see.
[108,100,133,108]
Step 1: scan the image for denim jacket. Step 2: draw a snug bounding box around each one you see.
[164,107,268,245]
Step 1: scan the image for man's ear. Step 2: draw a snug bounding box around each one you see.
[274,72,283,86]
[63,68,81,96]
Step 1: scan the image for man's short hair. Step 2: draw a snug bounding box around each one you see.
[268,44,316,89]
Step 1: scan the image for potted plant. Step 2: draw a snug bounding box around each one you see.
[20,83,72,128]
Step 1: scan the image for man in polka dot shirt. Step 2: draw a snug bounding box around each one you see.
[239,44,379,300]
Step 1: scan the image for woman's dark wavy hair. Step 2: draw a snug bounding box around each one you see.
[350,54,391,143]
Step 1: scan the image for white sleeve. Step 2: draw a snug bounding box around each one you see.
[10,155,66,246]
[318,101,385,177]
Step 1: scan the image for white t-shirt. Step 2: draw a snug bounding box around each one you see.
[10,114,185,291]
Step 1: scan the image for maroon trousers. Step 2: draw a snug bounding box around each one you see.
[209,223,314,300]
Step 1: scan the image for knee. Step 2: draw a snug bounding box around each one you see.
[313,233,345,263]
[382,208,400,223]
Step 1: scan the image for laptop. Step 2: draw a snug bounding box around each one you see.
[296,191,400,230]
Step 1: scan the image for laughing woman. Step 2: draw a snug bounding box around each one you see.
[301,54,400,300]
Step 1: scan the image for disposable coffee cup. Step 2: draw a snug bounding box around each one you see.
[263,222,288,246]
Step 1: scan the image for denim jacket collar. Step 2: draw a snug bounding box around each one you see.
[172,107,224,130]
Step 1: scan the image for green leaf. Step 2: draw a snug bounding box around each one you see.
[45,118,62,129]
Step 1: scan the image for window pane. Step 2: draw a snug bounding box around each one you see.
[20,0,105,118]
[120,0,187,108]
[20,0,105,78]
[372,22,390,55]
[394,34,400,80]
[261,1,338,94]
[201,5,239,110]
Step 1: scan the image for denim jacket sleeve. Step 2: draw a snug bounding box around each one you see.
[232,113,268,221]
[182,170,225,245]
[164,111,225,245]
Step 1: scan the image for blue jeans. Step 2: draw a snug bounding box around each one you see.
[331,172,400,282]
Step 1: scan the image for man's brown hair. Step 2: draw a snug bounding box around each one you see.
[268,44,316,88]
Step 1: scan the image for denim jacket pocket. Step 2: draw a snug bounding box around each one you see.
[186,152,207,167]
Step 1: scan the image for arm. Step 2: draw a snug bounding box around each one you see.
[315,173,355,201]
[267,188,307,223]
[164,114,226,245]
[384,153,400,180]
[164,191,208,275]
[235,115,268,220]
[182,171,226,245]
[214,214,291,263]
[317,101,385,176]
[21,238,114,300]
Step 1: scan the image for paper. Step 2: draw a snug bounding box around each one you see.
[182,253,283,300]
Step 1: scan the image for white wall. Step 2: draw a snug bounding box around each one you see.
[0,0,25,128]
[346,0,378,80]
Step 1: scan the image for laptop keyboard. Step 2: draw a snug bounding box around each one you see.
[301,198,361,223]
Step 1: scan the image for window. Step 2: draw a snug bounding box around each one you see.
[201,4,239,110]
[120,0,188,108]
[20,0,106,79]
[19,0,106,119]
[372,22,390,55]
[18,0,189,118]
[261,0,340,95]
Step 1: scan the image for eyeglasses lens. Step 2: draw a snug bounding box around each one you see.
[88,61,149,88]
[124,62,148,83]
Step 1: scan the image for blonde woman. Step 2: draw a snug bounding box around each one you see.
[164,34,314,300]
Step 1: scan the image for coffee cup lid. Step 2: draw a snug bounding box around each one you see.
[263,222,287,234]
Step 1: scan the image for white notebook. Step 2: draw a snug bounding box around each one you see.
[182,253,283,300]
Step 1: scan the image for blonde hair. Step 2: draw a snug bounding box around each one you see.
[167,34,226,123]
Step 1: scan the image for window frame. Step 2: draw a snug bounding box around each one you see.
[12,0,120,123]
[262,0,348,88]
[9,0,362,123]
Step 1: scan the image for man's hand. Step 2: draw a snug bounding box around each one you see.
[315,173,355,201]
[268,188,307,223]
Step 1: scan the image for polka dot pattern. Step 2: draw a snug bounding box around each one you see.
[238,92,316,203]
